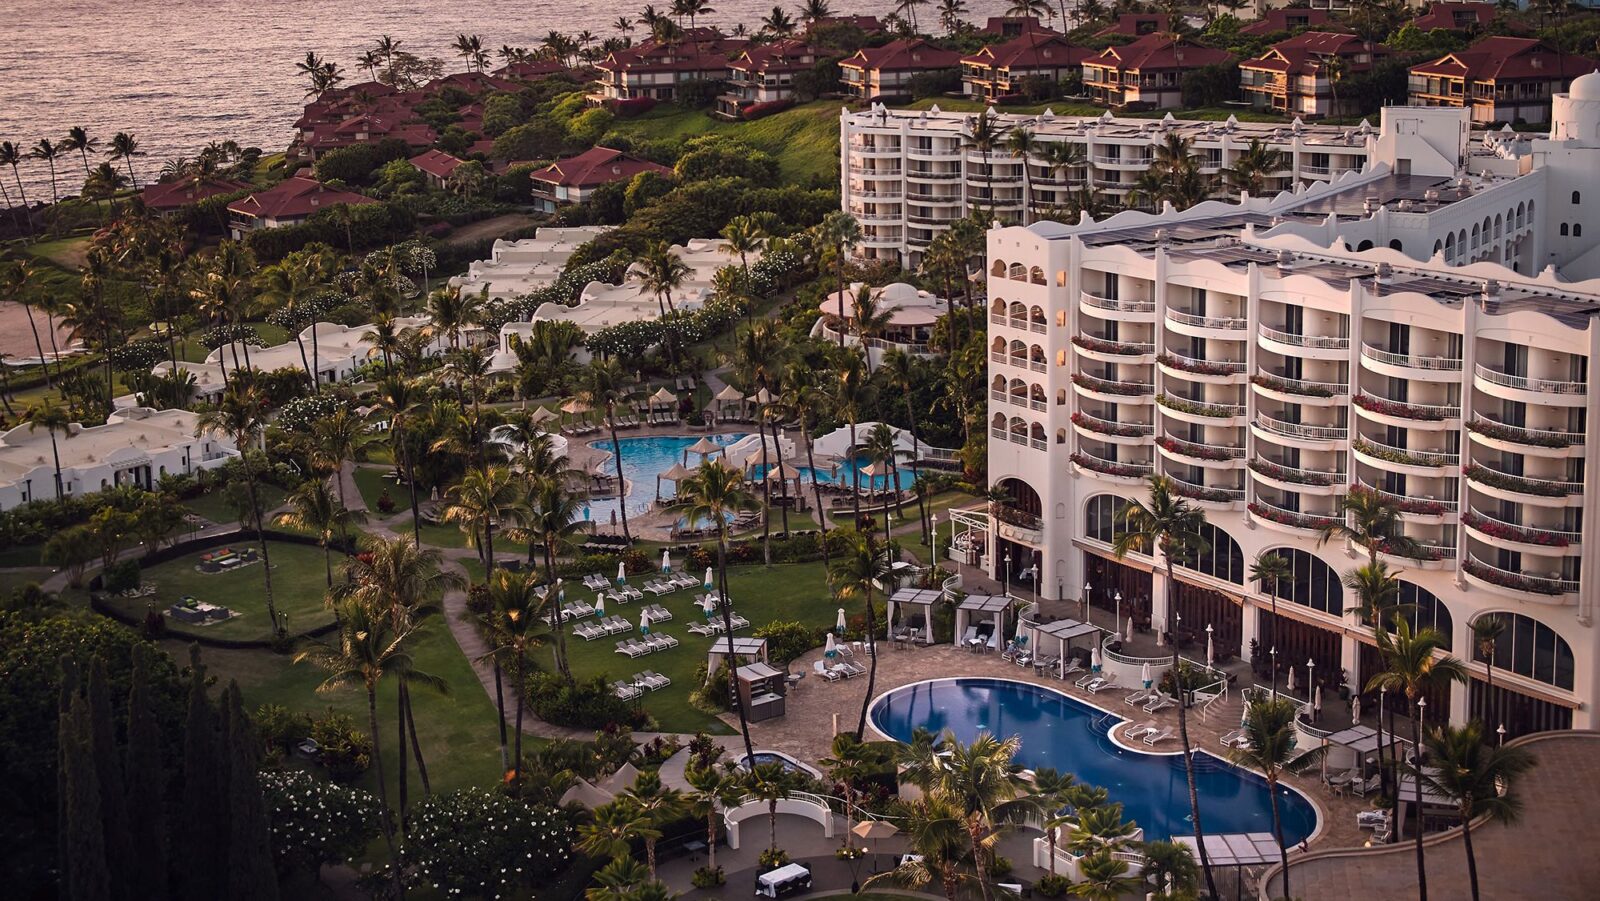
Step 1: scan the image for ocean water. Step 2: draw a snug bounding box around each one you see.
[0,0,1019,199]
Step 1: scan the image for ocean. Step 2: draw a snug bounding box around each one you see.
[0,0,1022,199]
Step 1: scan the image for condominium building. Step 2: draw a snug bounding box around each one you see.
[1407,36,1598,125]
[972,90,1600,738]
[841,105,1374,268]
[1240,32,1391,119]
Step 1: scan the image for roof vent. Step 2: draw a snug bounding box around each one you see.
[1375,262,1393,280]
[1363,196,1378,213]
[1423,188,1440,202]
[1483,279,1501,299]
[1277,250,1294,269]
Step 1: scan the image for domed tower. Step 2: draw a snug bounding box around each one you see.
[1551,69,1600,145]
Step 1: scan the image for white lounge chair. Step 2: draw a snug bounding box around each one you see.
[1143,725,1175,746]
[1086,674,1119,694]
[1074,671,1099,688]
[1220,729,1250,750]
[1124,720,1158,741]
[612,681,642,700]
[1142,694,1175,713]
[1059,659,1085,679]
[1124,688,1156,707]
[614,640,646,657]
[813,660,841,682]
[687,622,715,636]
[641,671,671,690]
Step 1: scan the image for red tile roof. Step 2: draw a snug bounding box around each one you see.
[1095,14,1172,38]
[528,147,671,189]
[982,16,1057,37]
[139,177,250,211]
[730,39,817,75]
[1084,33,1232,73]
[1240,32,1386,77]
[1240,9,1334,36]
[423,71,525,96]
[226,177,376,221]
[840,38,961,73]
[596,32,747,75]
[493,60,570,80]
[1410,2,1496,32]
[1410,36,1598,82]
[409,150,464,180]
[962,34,1090,72]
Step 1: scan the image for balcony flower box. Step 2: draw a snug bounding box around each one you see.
[1158,353,1242,376]
[1171,482,1239,503]
[1352,437,1449,468]
[1252,374,1334,398]
[1461,512,1570,548]
[1248,502,1338,531]
[1073,335,1146,356]
[1157,436,1238,462]
[1071,412,1147,438]
[1353,393,1448,422]
[1248,459,1334,486]
[1070,452,1147,479]
[1376,538,1444,561]
[1156,394,1237,418]
[1465,418,1573,449]
[1349,484,1447,516]
[1073,373,1147,396]
[1462,558,1569,595]
[1462,464,1570,498]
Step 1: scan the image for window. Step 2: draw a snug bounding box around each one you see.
[1561,223,1569,236]
[1573,191,1581,204]
[1084,494,1135,544]
[1180,523,1246,584]
[1386,582,1454,650]
[1576,224,1584,238]
[1476,612,1574,690]
[1264,548,1342,615]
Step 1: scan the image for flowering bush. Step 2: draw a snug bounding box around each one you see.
[260,769,382,874]
[1072,373,1147,397]
[1251,373,1334,398]
[1156,393,1237,418]
[1352,437,1451,468]
[1157,436,1238,461]
[1071,452,1146,478]
[274,393,345,433]
[1375,538,1443,561]
[1249,502,1337,530]
[1462,512,1569,547]
[308,712,373,780]
[1248,459,1334,486]
[1158,352,1241,376]
[1465,417,1572,448]
[1070,412,1147,437]
[1463,463,1571,497]
[1462,558,1570,595]
[1353,393,1449,421]
[404,788,572,897]
[1073,335,1146,356]
[1170,481,1239,503]
[1348,484,1446,516]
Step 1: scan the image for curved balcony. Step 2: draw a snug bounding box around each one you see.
[1359,344,1463,381]
[1166,474,1245,508]
[967,192,1022,207]
[1073,373,1154,404]
[1166,307,1249,339]
[1351,436,1458,475]
[1071,411,1154,445]
[1092,154,1153,168]
[1375,538,1457,570]
[1251,373,1348,406]
[904,190,961,204]
[1465,415,1585,457]
[1258,325,1350,360]
[906,145,961,161]
[1071,450,1152,483]
[1073,334,1155,363]
[1252,415,1348,448]
[848,163,903,177]
[1462,554,1578,604]
[1247,459,1346,495]
[1462,508,1580,555]
[1249,498,1341,535]
[1352,481,1457,522]
[1463,463,1583,507]
[1473,364,1587,406]
[1080,291,1156,323]
[852,211,903,224]
[1352,393,1460,428]
[904,169,961,181]
[1157,351,1248,384]
[858,233,903,249]
[1157,435,1246,467]
[1156,393,1246,424]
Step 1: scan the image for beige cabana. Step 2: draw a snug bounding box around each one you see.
[684,436,724,464]
[714,384,748,422]
[954,594,1010,652]
[529,405,559,424]
[558,777,617,809]
[707,636,768,673]
[647,387,679,424]
[657,462,696,501]
[887,587,941,646]
[1030,618,1100,671]
[599,761,641,795]
[746,387,773,406]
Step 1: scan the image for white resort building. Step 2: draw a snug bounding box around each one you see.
[0,407,237,509]
[810,282,947,366]
[965,86,1600,740]
[448,226,613,301]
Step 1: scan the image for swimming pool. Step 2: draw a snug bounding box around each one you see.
[585,434,747,520]
[869,678,1318,845]
[749,457,918,492]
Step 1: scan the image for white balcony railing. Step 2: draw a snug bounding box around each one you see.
[1474,364,1587,395]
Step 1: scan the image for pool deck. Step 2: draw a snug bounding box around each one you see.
[741,643,1373,854]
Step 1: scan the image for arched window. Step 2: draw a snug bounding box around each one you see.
[1494,214,1502,238]
[1389,239,1403,251]
[1516,202,1525,229]
[1009,377,1027,397]
[1009,339,1027,358]
[1056,389,1067,405]
[1573,190,1581,204]
[1030,423,1046,442]
[1264,548,1342,615]
[997,476,1041,517]
[1008,416,1028,438]
[1561,223,1569,236]
[991,298,1007,316]
[1180,522,1246,584]
[1357,239,1374,251]
[992,375,1007,394]
[1029,266,1046,285]
[1475,612,1574,690]
[1433,239,1443,256]
[1387,582,1454,650]
[992,412,1008,432]
[1085,493,1134,544]
[991,336,1007,355]
[1030,384,1047,404]
[1008,262,1028,281]
[1056,428,1067,444]
[1009,301,1027,319]
[1576,224,1583,238]
[1030,304,1046,325]
[991,259,1007,277]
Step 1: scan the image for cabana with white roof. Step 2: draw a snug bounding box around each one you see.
[707,636,768,673]
[712,384,749,422]
[647,387,679,423]
[954,594,1011,651]
[887,588,941,646]
[1030,618,1101,669]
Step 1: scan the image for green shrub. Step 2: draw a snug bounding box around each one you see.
[309,712,373,780]
[102,559,141,593]
[752,620,826,664]
[524,671,647,730]
[1035,873,1070,897]
[691,865,726,888]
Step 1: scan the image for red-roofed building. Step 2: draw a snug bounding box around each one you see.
[716,40,819,120]
[1240,32,1388,118]
[1408,36,1599,124]
[1409,2,1496,33]
[493,59,570,80]
[590,30,747,104]
[962,34,1090,102]
[528,147,671,212]
[226,177,376,238]
[1082,34,1233,110]
[1095,14,1171,39]
[982,16,1055,38]
[409,150,465,189]
[807,15,882,36]
[1240,9,1333,36]
[422,71,526,98]
[839,39,962,100]
[138,176,250,217]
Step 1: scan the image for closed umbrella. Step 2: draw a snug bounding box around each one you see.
[616,561,627,585]
[1206,631,1215,669]
[1287,666,1297,694]
[661,549,671,573]
[1352,693,1362,725]
[639,610,651,635]
[1141,661,1152,690]
[1091,644,1102,673]
[825,633,838,661]
[594,594,606,617]
[1314,684,1323,720]
[703,597,716,619]
[836,607,848,633]
[1126,615,1135,642]
[704,567,714,589]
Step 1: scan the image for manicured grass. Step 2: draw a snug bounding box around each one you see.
[0,568,52,596]
[605,100,841,184]
[353,465,399,513]
[170,321,291,363]
[110,540,343,641]
[536,561,843,734]
[181,484,288,525]
[23,235,92,269]
[0,543,43,567]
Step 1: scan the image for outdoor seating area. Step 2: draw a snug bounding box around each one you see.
[886,588,940,647]
[194,547,259,573]
[167,595,235,624]
[687,614,749,635]
[572,615,635,640]
[613,634,680,657]
[611,670,671,700]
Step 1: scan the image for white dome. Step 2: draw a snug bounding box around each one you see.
[1571,69,1600,101]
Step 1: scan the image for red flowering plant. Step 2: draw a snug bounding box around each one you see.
[1461,511,1570,548]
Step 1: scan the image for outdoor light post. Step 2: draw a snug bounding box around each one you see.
[1082,582,1091,623]
[1307,658,1316,702]
[1113,590,1122,637]
[1270,647,1279,700]
[1003,550,1011,600]
[1497,723,1506,746]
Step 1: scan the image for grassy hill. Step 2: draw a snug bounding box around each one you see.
[604,100,842,185]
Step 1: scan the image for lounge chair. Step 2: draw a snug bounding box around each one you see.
[1124,688,1156,707]
[613,681,642,700]
[1219,729,1250,750]
[644,580,673,596]
[573,622,605,641]
[687,622,715,636]
[670,573,698,589]
[647,634,678,650]
[813,660,841,682]
[728,614,750,631]
[1074,671,1099,688]
[1124,720,1158,741]
[606,590,628,605]
[1032,654,1060,675]
[1143,725,1176,746]
[1086,674,1119,694]
[641,671,671,690]
[1356,809,1391,830]
[615,640,646,657]
[621,586,644,602]
[1059,659,1085,679]
[1142,693,1175,713]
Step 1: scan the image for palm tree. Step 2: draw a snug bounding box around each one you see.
[107,132,145,189]
[684,764,738,874]
[0,263,51,387]
[1031,766,1076,878]
[817,212,861,346]
[862,422,901,536]
[1320,486,1420,568]
[1004,0,1054,102]
[440,464,525,575]
[1070,851,1142,901]
[586,857,651,901]
[821,733,873,850]
[479,568,549,780]
[1228,696,1327,901]
[880,349,930,546]
[1249,550,1292,698]
[30,139,61,207]
[375,34,403,81]
[63,127,99,182]
[373,376,426,543]
[453,33,485,71]
[899,732,1041,897]
[678,459,761,760]
[26,401,71,500]
[719,215,763,317]
[623,771,686,879]
[737,321,784,560]
[740,761,799,856]
[0,141,32,234]
[1471,615,1507,732]
[1112,475,1219,900]
[196,387,281,634]
[761,6,797,37]
[309,408,372,515]
[582,358,641,542]
[521,478,586,679]
[578,798,657,862]
[1226,139,1288,198]
[423,285,483,351]
[275,478,366,588]
[938,0,970,36]
[1139,840,1200,899]
[1366,615,1468,901]
[831,352,875,525]
[831,530,891,740]
[1416,721,1536,901]
[965,109,1004,217]
[864,793,976,899]
[781,368,832,566]
[258,248,333,392]
[1343,558,1401,625]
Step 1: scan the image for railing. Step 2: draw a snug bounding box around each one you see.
[1352,435,1459,467]
[1160,350,1247,375]
[851,189,903,199]
[1029,358,1047,372]
[1029,399,1047,412]
[1073,411,1154,437]
[1168,309,1248,330]
[1075,373,1154,396]
[1255,415,1348,441]
[1354,393,1461,421]
[1250,497,1342,530]
[848,164,902,176]
[1379,539,1458,562]
[1253,372,1348,398]
[991,389,1008,402]
[1464,463,1583,497]
[854,212,901,223]
[1093,154,1152,166]
[1029,437,1048,450]
[1260,325,1350,350]
[1074,334,1156,356]
[1080,291,1155,313]
[990,312,1007,325]
[1356,480,1458,514]
[905,191,958,202]
[1249,458,1346,487]
[1474,364,1587,395]
[1157,393,1246,417]
[1463,554,1578,595]
[905,169,960,180]
[990,351,1007,363]
[991,426,1008,440]
[1361,343,1463,371]
[1009,430,1028,446]
[1071,450,1153,478]
[1168,474,1246,503]
[1467,415,1583,449]
[1160,435,1246,460]
[1300,164,1332,176]
[1464,508,1581,546]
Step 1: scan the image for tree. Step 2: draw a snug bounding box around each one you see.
[30,139,62,207]
[1031,766,1075,877]
[440,464,524,576]
[938,0,970,36]
[578,798,657,861]
[0,141,31,234]
[196,387,282,636]
[684,764,738,874]
[479,567,550,779]
[222,682,280,901]
[1139,840,1199,899]
[818,211,861,346]
[1366,615,1468,901]
[740,761,799,855]
[831,530,891,740]
[1416,721,1536,901]
[123,645,169,899]
[582,358,641,542]
[59,691,112,901]
[107,132,146,189]
[821,733,873,850]
[521,478,586,680]
[64,126,100,183]
[1226,138,1288,198]
[258,769,381,876]
[623,771,687,879]
[1471,614,1506,733]
[275,478,366,588]
[864,793,977,899]
[762,5,797,36]
[26,400,71,499]
[1319,486,1420,567]
[780,368,832,566]
[373,376,426,544]
[1070,850,1142,901]
[2,262,52,387]
[1249,550,1292,698]
[178,647,224,901]
[965,110,1004,218]
[1113,475,1219,900]
[678,460,761,760]
[258,248,334,393]
[1228,696,1325,901]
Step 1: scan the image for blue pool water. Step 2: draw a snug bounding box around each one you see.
[586,434,747,520]
[750,457,918,492]
[870,678,1318,845]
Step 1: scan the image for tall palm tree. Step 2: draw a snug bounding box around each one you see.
[684,764,738,874]
[1366,615,1468,901]
[1005,127,1040,224]
[521,478,586,680]
[577,798,657,862]
[740,761,799,856]
[864,793,977,899]
[817,211,860,346]
[737,320,784,560]
[440,464,525,574]
[0,262,50,386]
[274,478,366,588]
[830,530,892,740]
[479,568,550,779]
[1249,550,1292,697]
[1343,558,1401,625]
[862,422,901,536]
[64,127,100,182]
[309,408,372,516]
[965,110,1004,217]
[821,733,873,850]
[1471,615,1507,732]
[831,351,875,525]
[423,285,483,351]
[26,400,71,500]
[678,460,761,760]
[880,349,930,546]
[196,387,281,634]
[1071,851,1143,901]
[30,139,61,206]
[847,285,899,373]
[581,357,641,542]
[1112,475,1219,900]
[1031,766,1076,878]
[938,0,970,36]
[1416,721,1536,901]
[780,368,832,566]
[1228,696,1326,901]
[761,6,797,37]
[719,215,763,318]
[258,248,334,392]
[798,0,834,26]
[623,771,686,879]
[107,132,145,189]
[899,732,1041,898]
[1226,139,1288,198]
[0,141,33,234]
[1319,486,1420,567]
[373,376,426,543]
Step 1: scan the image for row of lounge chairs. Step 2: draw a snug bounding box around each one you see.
[1124,720,1176,746]
[644,573,700,595]
[1073,672,1119,694]
[687,614,750,635]
[612,671,672,699]
[573,616,635,641]
[813,659,868,681]
[640,603,672,622]
[581,573,612,591]
[674,511,759,539]
[546,601,596,624]
[561,420,605,436]
[615,634,680,657]
[603,585,646,605]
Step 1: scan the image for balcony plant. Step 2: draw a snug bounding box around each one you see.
[1070,452,1147,479]
[1170,481,1240,503]
[1352,437,1450,468]
[1156,393,1237,418]
[1376,538,1444,561]
[1461,511,1570,548]
[1072,373,1148,396]
[1073,334,1147,356]
[1348,484,1447,517]
[1158,352,1243,376]
[1461,558,1569,595]
[1352,393,1450,421]
[1251,373,1335,398]
[1248,458,1335,487]
[1248,502,1338,530]
[1157,436,1238,462]
[1465,417,1574,449]
[1462,463,1571,498]
[1071,412,1148,438]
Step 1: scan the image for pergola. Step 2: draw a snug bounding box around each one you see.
[887,588,941,646]
[1030,618,1100,672]
[656,462,694,501]
[647,387,678,422]
[954,594,1010,651]
[1173,833,1281,900]
[683,436,723,465]
[707,635,768,672]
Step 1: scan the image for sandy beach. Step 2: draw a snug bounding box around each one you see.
[0,302,75,362]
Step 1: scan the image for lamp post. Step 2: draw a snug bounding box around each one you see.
[1206,623,1214,671]
[1307,657,1316,703]
[1003,550,1011,600]
[1082,581,1091,623]
[1497,723,1506,746]
[1270,647,1279,700]
[1113,590,1123,637]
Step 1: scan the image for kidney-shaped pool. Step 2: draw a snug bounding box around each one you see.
[869,677,1319,845]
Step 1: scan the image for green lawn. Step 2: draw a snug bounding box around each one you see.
[108,540,343,641]
[182,484,288,525]
[536,561,842,734]
[605,100,841,184]
[0,543,43,567]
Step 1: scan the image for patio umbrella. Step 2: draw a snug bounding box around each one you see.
[704,567,714,589]
[617,561,627,585]
[852,820,899,869]
[661,549,671,572]
[1352,693,1362,725]
[1314,684,1323,718]
[594,595,605,617]
[560,398,591,415]
[836,607,848,633]
[1287,666,1297,693]
[703,597,716,619]
[714,384,744,402]
[639,610,651,636]
[1206,631,1215,669]
[1090,644,1102,673]
[825,633,838,660]
[529,405,558,424]
[688,437,722,457]
[1141,661,1152,689]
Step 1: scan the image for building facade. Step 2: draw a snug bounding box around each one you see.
[1240,32,1391,119]
[1408,37,1599,125]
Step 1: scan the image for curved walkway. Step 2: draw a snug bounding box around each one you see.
[1261,731,1600,900]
